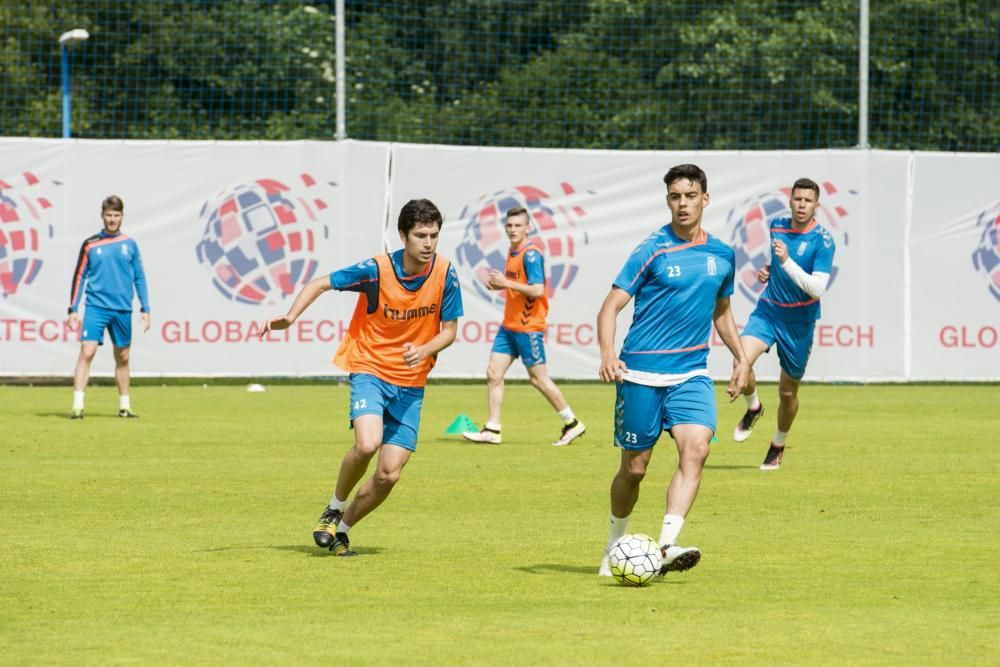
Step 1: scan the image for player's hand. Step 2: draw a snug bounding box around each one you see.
[66,312,80,330]
[402,342,426,367]
[485,269,506,291]
[599,355,626,383]
[757,264,770,284]
[259,316,293,338]
[772,239,788,264]
[141,312,151,332]
[727,361,750,402]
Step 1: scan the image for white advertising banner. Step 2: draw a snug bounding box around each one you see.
[391,145,910,381]
[0,139,390,376]
[1,139,996,380]
[909,152,1000,380]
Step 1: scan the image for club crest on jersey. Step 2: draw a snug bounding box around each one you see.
[122,245,129,255]
[706,256,717,276]
[797,240,808,256]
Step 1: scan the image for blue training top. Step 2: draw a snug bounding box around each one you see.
[755,217,835,323]
[69,231,150,313]
[613,224,735,375]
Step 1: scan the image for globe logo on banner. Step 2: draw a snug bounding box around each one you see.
[195,175,334,305]
[725,182,853,303]
[454,183,590,306]
[971,200,1000,303]
[0,172,61,297]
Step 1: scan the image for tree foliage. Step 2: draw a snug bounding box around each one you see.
[0,0,996,150]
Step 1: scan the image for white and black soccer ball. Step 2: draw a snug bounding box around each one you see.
[608,533,662,587]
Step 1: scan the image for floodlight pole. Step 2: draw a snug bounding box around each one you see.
[858,0,870,148]
[61,45,71,138]
[335,0,346,140]
[58,29,90,139]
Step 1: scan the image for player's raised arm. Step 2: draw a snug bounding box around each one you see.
[259,276,332,337]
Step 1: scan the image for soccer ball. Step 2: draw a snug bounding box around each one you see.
[608,533,662,587]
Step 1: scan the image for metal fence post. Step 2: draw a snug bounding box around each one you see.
[858,0,870,147]
[335,0,346,140]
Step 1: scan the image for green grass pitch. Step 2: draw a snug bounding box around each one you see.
[2,382,999,664]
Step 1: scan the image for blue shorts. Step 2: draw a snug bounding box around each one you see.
[491,326,546,367]
[349,373,424,451]
[742,310,815,380]
[80,305,132,347]
[614,375,716,451]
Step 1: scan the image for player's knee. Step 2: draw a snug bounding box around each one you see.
[374,467,401,488]
[485,365,505,385]
[352,440,380,459]
[682,441,710,467]
[778,383,799,401]
[114,350,130,366]
[619,462,647,485]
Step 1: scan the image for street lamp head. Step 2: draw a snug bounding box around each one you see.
[58,29,90,46]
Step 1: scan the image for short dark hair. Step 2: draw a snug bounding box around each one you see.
[791,178,821,199]
[397,198,443,235]
[505,206,529,220]
[101,195,124,214]
[663,164,707,192]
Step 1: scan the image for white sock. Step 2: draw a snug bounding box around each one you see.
[606,513,631,551]
[744,390,760,410]
[338,520,352,535]
[72,391,85,410]
[119,395,130,411]
[484,421,502,432]
[328,494,347,512]
[773,431,788,446]
[659,514,685,548]
[558,407,576,423]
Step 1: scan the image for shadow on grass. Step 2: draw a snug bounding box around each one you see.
[704,464,761,470]
[195,544,385,557]
[36,412,123,419]
[514,563,597,575]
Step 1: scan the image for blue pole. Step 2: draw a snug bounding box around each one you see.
[61,45,70,138]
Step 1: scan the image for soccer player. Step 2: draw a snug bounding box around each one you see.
[66,195,151,419]
[597,164,749,577]
[462,206,586,447]
[259,199,463,557]
[732,178,836,470]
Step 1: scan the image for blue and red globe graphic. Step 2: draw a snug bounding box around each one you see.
[454,183,590,306]
[971,200,1000,302]
[196,174,333,305]
[725,182,853,303]
[0,172,59,297]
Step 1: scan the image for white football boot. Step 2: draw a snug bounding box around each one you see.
[658,545,701,576]
[462,428,502,445]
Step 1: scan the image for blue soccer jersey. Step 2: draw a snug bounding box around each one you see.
[69,231,150,314]
[613,225,735,375]
[329,250,463,321]
[756,217,835,322]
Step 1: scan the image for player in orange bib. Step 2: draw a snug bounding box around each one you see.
[260,199,463,556]
[462,206,586,447]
